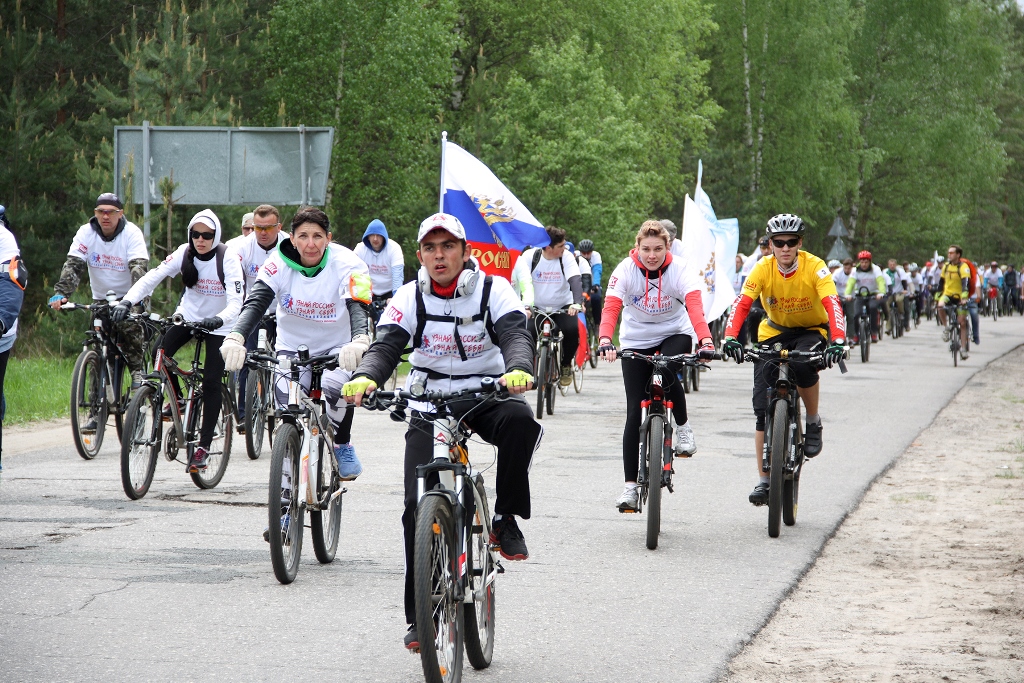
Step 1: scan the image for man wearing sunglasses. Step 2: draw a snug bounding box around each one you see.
[722,214,846,506]
[49,192,150,389]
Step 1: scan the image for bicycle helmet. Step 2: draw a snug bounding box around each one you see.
[910,262,919,272]
[765,213,805,236]
[857,250,872,261]
[827,259,841,269]
[578,239,594,252]
[565,241,575,254]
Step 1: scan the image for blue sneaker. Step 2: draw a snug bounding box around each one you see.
[334,443,363,480]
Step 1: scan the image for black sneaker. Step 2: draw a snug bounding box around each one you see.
[404,624,420,651]
[749,482,769,506]
[489,516,529,561]
[804,421,823,457]
[80,418,98,434]
[187,447,210,473]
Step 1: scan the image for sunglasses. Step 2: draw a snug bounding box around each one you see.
[771,237,800,249]
[253,222,281,232]
[190,230,216,241]
[94,208,121,217]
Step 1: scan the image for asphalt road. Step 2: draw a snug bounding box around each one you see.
[2,314,1022,682]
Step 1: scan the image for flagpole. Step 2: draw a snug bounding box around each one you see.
[438,130,448,213]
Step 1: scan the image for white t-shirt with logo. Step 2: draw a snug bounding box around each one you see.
[0,226,20,341]
[832,268,852,294]
[67,221,149,299]
[607,256,702,348]
[518,248,580,309]
[124,243,244,336]
[353,240,404,296]
[257,245,369,354]
[378,275,524,400]
[235,231,287,292]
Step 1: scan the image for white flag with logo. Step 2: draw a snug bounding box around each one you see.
[680,160,739,322]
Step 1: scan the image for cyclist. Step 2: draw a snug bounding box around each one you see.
[1003,264,1019,314]
[937,245,971,360]
[232,205,287,430]
[353,218,405,327]
[512,226,585,387]
[221,206,371,482]
[578,238,603,329]
[661,219,684,260]
[843,250,886,344]
[722,214,846,506]
[225,212,255,250]
[0,206,26,471]
[341,212,541,650]
[112,209,244,473]
[883,258,909,336]
[983,261,1003,316]
[597,220,715,511]
[48,192,149,389]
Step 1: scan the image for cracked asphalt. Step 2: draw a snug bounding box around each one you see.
[2,316,1023,682]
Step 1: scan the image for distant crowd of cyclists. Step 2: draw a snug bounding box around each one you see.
[0,189,1011,650]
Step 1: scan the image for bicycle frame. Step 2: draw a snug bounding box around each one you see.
[637,365,674,500]
[762,360,802,481]
[151,331,206,454]
[532,307,566,374]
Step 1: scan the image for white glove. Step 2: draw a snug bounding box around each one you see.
[340,334,371,372]
[568,303,585,315]
[220,332,247,372]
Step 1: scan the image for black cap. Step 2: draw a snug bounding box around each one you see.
[96,193,123,210]
[758,236,770,247]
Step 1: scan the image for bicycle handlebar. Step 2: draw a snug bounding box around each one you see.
[617,349,723,364]
[364,377,508,411]
[245,350,339,371]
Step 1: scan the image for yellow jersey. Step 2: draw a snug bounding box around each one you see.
[741,251,838,341]
[941,261,971,298]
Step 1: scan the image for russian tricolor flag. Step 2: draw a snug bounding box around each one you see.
[441,138,550,280]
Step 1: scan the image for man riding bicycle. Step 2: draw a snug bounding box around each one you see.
[49,192,149,390]
[983,261,1003,315]
[354,218,405,327]
[938,245,971,360]
[843,250,886,344]
[1003,264,1019,314]
[578,239,603,328]
[722,214,846,506]
[342,212,541,651]
[883,258,909,336]
[512,226,585,387]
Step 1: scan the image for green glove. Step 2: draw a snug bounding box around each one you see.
[343,376,377,398]
[501,369,534,389]
[723,336,744,364]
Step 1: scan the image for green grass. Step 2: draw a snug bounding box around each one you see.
[5,355,76,425]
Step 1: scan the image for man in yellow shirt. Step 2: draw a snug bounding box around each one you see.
[938,244,971,359]
[722,214,847,506]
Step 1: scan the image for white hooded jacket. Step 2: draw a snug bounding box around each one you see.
[123,209,244,335]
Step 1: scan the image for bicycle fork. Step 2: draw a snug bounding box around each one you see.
[639,373,675,494]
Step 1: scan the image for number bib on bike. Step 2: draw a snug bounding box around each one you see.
[607,257,701,348]
[380,276,524,395]
[257,248,369,354]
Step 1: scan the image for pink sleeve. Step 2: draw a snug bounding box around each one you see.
[599,295,623,341]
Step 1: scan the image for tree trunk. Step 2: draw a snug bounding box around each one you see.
[742,0,755,195]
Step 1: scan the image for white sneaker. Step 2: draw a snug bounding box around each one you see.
[675,424,696,456]
[960,350,969,360]
[615,485,639,512]
[942,328,950,342]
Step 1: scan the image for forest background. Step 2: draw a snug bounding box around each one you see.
[3,0,1023,355]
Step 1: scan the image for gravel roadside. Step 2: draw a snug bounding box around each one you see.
[722,345,1024,682]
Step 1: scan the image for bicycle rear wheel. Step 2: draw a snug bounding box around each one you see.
[414,494,463,683]
[311,440,343,564]
[189,385,233,489]
[768,400,788,538]
[681,364,691,393]
[120,384,162,500]
[644,416,665,550]
[463,477,495,670]
[572,360,584,393]
[535,346,548,420]
[269,422,303,583]
[587,325,598,369]
[244,366,268,460]
[70,348,107,460]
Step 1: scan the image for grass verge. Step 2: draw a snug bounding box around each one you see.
[6,355,76,425]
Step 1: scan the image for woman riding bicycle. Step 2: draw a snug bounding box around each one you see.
[113,209,244,473]
[598,220,714,511]
[220,206,372,481]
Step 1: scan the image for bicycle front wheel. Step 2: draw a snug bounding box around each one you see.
[120,384,162,500]
[311,441,343,564]
[768,400,788,538]
[859,319,870,363]
[463,477,495,670]
[269,423,304,584]
[535,346,548,420]
[690,364,700,392]
[189,385,233,489]
[244,367,268,460]
[70,348,107,460]
[645,416,665,550]
[414,495,463,683]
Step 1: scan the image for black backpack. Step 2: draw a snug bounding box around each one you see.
[412,275,498,362]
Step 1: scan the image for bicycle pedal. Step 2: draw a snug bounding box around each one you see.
[674,453,692,459]
[618,508,638,514]
[495,561,505,574]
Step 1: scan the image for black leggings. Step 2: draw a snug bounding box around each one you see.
[620,334,691,481]
[160,326,225,449]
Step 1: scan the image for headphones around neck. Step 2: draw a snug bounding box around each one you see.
[417,262,480,296]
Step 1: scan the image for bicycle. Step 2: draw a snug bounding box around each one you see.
[119,316,233,499]
[745,345,846,538]
[618,349,720,549]
[530,306,569,419]
[985,285,1000,321]
[242,314,277,460]
[584,294,599,370]
[852,287,874,363]
[366,379,505,683]
[62,294,154,460]
[258,346,346,584]
[944,302,968,366]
